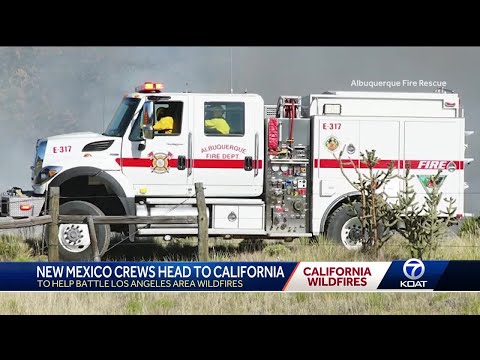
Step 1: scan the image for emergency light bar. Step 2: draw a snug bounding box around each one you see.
[135,82,164,93]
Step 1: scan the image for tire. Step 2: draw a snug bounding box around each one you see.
[57,201,111,261]
[326,203,384,250]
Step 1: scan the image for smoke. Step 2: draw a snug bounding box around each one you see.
[232,46,480,214]
[0,46,229,192]
[1,46,479,213]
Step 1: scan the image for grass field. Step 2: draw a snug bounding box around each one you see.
[0,226,479,315]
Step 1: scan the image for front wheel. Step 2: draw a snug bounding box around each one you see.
[57,201,111,261]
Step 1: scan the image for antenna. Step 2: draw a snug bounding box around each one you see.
[230,47,233,94]
[185,82,189,93]
[102,95,106,132]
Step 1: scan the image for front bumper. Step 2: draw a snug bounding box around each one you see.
[1,188,45,218]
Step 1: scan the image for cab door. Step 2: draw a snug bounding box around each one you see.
[191,94,264,197]
[120,95,193,196]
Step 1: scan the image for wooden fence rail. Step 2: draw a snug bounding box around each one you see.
[0,183,210,262]
[0,215,52,229]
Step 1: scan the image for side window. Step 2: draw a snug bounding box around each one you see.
[129,101,184,141]
[154,102,183,136]
[204,102,245,136]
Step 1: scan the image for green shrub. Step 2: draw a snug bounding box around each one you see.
[262,244,291,257]
[0,234,33,261]
[459,217,480,237]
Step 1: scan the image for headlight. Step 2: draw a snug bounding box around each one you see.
[34,166,62,185]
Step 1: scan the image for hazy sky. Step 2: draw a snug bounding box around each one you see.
[1,46,478,213]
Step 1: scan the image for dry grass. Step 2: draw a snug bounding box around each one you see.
[0,291,479,315]
[0,230,479,315]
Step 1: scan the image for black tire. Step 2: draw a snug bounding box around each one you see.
[326,203,384,250]
[58,201,111,261]
[327,204,362,250]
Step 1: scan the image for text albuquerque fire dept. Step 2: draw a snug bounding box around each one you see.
[201,144,247,159]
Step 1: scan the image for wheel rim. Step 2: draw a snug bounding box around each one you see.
[340,218,363,250]
[58,224,91,253]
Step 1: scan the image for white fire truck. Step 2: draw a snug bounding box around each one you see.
[1,82,473,260]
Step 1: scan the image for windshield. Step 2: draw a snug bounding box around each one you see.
[103,97,141,137]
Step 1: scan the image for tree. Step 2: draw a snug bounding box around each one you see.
[336,148,397,256]
[393,164,457,259]
[336,147,458,260]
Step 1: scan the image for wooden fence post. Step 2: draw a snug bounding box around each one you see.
[47,187,60,261]
[86,215,101,262]
[195,182,209,261]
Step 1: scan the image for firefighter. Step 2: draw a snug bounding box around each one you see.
[153,107,174,134]
[205,105,230,135]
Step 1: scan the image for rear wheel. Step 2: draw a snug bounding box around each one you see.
[326,204,364,250]
[326,203,385,251]
[58,201,111,261]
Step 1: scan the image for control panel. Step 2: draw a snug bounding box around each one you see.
[266,145,309,234]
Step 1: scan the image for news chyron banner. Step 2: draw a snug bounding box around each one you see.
[0,260,479,291]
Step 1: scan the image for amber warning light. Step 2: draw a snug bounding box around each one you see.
[135,82,164,93]
[20,205,32,211]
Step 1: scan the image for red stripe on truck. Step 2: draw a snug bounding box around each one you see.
[116,158,179,167]
[116,158,262,169]
[193,159,263,169]
[314,159,464,170]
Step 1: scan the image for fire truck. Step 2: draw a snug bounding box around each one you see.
[1,82,473,260]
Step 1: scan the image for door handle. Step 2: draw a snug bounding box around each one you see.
[177,155,186,170]
[254,132,259,176]
[187,132,192,176]
[244,156,253,171]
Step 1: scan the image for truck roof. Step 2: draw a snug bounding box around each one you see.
[307,90,459,101]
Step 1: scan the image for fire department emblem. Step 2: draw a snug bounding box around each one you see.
[325,136,339,152]
[149,151,172,174]
[417,175,447,191]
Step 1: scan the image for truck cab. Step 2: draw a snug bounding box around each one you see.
[29,82,265,260]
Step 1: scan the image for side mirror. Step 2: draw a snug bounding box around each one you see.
[141,101,155,140]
